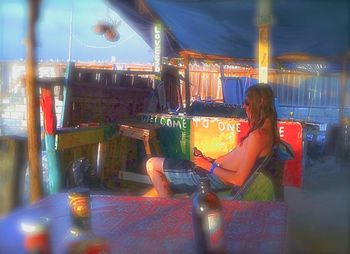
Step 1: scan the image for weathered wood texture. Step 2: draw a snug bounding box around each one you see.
[52,66,158,188]
[98,136,126,184]
[55,122,162,188]
[63,68,153,127]
[0,136,27,215]
[56,127,104,150]
[40,86,60,193]
[59,143,99,184]
[26,0,43,202]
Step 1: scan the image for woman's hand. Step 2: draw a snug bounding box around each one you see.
[192,156,212,172]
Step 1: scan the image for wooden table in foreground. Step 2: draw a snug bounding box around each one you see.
[0,193,287,253]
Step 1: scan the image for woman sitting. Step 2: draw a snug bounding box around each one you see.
[146,84,280,197]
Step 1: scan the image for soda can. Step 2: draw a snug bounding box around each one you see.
[68,187,91,231]
[21,217,51,254]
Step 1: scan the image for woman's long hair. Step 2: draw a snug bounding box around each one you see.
[241,84,279,145]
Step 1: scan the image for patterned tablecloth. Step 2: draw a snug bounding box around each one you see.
[0,193,287,253]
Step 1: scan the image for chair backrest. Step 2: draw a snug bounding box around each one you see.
[231,154,276,201]
[217,140,294,201]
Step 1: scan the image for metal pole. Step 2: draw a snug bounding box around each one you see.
[26,0,43,202]
[339,52,349,124]
[0,4,3,135]
[68,0,73,61]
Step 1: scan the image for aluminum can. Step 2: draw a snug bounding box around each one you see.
[21,217,51,254]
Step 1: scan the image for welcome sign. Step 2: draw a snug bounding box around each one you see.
[140,113,303,187]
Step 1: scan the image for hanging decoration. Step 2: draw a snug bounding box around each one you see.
[93,19,121,42]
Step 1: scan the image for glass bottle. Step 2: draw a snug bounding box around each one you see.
[64,188,110,254]
[192,177,225,254]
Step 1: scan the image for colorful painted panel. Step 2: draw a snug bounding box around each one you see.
[139,113,191,160]
[190,117,244,159]
[139,113,303,187]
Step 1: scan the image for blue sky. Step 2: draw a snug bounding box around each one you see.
[0,0,154,63]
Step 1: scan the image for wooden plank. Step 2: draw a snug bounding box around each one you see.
[258,24,269,83]
[118,122,162,159]
[97,141,108,178]
[61,62,75,127]
[118,171,151,185]
[37,77,65,87]
[56,128,104,150]
[45,135,61,194]
[40,86,61,193]
[73,146,82,160]
[102,137,118,181]
[257,0,271,83]
[184,55,191,112]
[119,125,150,141]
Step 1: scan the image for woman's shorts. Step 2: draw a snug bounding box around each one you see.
[163,158,232,194]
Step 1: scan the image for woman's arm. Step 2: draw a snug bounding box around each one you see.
[193,132,263,186]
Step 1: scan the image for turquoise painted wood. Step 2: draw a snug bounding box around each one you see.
[45,134,61,194]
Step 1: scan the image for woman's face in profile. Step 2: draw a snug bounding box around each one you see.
[243,97,251,119]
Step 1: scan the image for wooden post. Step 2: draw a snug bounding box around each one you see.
[339,53,349,125]
[97,141,108,179]
[257,0,271,84]
[61,62,75,127]
[184,55,191,112]
[337,53,349,158]
[0,62,9,135]
[26,0,43,202]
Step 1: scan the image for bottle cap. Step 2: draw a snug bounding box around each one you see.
[20,217,50,235]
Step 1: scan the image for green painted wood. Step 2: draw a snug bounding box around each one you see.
[139,113,191,160]
[103,123,118,140]
[55,127,104,150]
[61,62,75,127]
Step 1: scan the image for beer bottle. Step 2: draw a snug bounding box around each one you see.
[64,188,111,253]
[192,177,225,254]
[68,187,91,232]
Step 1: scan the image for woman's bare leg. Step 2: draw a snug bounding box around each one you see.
[146,157,171,197]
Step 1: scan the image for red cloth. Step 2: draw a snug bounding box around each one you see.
[40,87,56,135]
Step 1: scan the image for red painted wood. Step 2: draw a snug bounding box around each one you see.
[40,87,56,135]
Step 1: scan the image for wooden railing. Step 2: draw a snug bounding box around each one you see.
[39,63,159,193]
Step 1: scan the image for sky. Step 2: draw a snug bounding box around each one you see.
[0,0,154,63]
